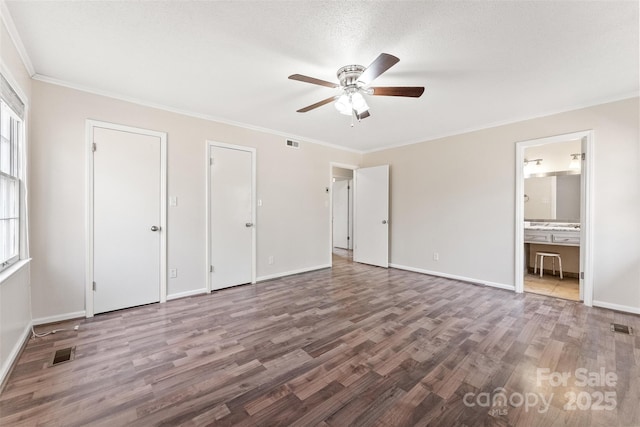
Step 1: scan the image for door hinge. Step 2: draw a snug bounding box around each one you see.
[347,185,350,190]
[210,157,214,166]
[92,281,96,291]
[347,236,350,240]
[92,142,97,152]
[581,153,586,160]
[580,272,584,279]
[210,265,214,273]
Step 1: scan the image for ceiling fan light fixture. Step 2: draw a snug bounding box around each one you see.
[335,92,369,116]
[351,92,369,114]
[335,94,352,115]
[290,53,424,121]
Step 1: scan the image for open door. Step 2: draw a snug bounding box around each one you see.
[354,165,389,267]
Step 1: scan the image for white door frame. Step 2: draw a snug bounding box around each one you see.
[514,130,594,306]
[205,141,257,292]
[85,120,168,318]
[328,162,359,267]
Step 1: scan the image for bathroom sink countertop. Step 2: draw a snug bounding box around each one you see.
[525,223,580,231]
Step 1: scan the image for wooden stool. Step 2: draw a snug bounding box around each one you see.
[534,252,563,279]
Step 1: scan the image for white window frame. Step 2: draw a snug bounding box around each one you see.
[0,100,22,272]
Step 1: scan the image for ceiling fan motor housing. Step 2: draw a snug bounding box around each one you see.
[337,65,365,88]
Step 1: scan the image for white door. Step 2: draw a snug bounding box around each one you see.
[333,179,351,249]
[93,126,163,314]
[209,144,255,290]
[354,165,389,267]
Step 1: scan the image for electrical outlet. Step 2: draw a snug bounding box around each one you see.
[433,252,439,261]
[268,256,274,265]
[169,268,178,278]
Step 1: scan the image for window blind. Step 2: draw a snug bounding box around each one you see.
[0,73,25,119]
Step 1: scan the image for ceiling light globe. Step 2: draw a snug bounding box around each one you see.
[335,94,352,115]
[569,154,581,170]
[351,92,369,114]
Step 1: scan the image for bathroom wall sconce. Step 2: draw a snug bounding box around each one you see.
[569,153,581,169]
[524,158,543,167]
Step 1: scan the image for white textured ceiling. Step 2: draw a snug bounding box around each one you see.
[4,1,639,152]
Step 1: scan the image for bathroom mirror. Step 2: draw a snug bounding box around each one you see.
[524,172,580,221]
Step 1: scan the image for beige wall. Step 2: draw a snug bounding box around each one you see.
[29,80,361,320]
[0,16,32,386]
[363,97,640,311]
[0,264,31,384]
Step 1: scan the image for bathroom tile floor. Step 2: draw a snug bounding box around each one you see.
[524,273,580,301]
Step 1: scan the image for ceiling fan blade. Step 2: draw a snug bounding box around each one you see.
[289,74,339,88]
[296,96,338,113]
[358,53,400,84]
[371,86,425,97]
[356,110,371,120]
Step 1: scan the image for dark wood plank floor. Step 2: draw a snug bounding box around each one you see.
[1,252,639,426]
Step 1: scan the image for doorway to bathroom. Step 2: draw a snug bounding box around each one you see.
[332,166,354,261]
[515,131,593,305]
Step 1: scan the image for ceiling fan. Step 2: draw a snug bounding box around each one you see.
[289,53,424,122]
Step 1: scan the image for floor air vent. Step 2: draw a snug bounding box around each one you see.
[610,323,633,335]
[50,346,75,367]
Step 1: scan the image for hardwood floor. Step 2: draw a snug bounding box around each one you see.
[1,253,639,426]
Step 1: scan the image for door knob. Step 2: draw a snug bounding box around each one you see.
[245,222,254,228]
[150,226,160,232]
[382,220,388,224]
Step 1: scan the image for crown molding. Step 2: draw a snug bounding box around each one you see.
[30,74,638,157]
[32,74,363,155]
[364,91,639,154]
[0,1,35,77]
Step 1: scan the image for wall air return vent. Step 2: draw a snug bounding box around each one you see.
[286,139,300,149]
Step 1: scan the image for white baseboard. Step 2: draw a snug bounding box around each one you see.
[593,300,640,315]
[0,321,32,390]
[167,288,208,300]
[389,263,515,291]
[257,264,331,282]
[32,311,86,326]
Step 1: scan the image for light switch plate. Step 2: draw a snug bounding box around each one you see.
[169,196,177,207]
